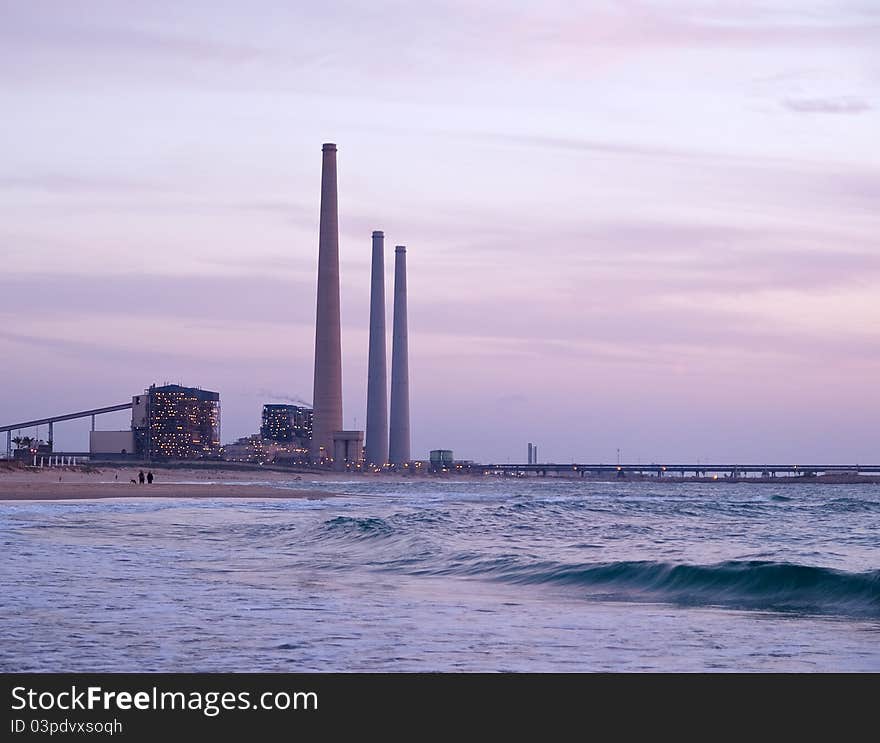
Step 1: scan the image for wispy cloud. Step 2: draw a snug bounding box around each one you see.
[0,10,264,65]
[0,174,165,194]
[783,96,873,114]
[0,273,314,322]
[0,329,201,364]
[469,131,700,162]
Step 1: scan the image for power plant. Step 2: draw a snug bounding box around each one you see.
[308,144,411,469]
[1,142,415,471]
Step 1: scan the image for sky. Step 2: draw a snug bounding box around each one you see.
[1,0,878,463]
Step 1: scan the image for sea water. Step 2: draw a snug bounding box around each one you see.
[1,479,878,671]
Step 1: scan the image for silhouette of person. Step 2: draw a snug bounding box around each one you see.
[147,471,154,485]
[138,470,145,485]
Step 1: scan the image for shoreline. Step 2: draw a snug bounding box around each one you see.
[0,464,342,501]
[0,482,335,501]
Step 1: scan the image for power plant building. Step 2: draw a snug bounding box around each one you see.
[89,430,134,458]
[332,430,364,471]
[261,404,312,448]
[132,384,221,460]
[429,449,454,470]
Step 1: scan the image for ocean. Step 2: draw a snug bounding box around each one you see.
[1,479,878,672]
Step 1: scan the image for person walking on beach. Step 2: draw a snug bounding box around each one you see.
[147,471,154,485]
[138,470,145,485]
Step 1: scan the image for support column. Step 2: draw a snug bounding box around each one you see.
[389,246,410,465]
[48,421,54,452]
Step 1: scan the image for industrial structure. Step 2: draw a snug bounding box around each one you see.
[261,404,313,448]
[478,462,880,480]
[222,434,268,464]
[132,384,221,460]
[429,449,454,471]
[308,144,411,470]
[365,230,389,467]
[332,430,364,471]
[2,402,133,460]
[3,142,416,472]
[311,143,344,463]
[1,384,220,462]
[389,245,411,465]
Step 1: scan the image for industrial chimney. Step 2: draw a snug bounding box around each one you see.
[389,245,410,465]
[310,143,343,462]
[365,230,388,466]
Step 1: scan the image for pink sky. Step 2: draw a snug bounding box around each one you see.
[1,1,878,462]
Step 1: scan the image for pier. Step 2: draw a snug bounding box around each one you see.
[477,463,880,478]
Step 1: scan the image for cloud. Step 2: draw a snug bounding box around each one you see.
[469,131,700,162]
[0,174,165,194]
[4,2,878,96]
[0,329,198,365]
[0,8,264,65]
[0,273,315,323]
[783,97,873,114]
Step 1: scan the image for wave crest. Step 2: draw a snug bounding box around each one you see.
[433,558,880,617]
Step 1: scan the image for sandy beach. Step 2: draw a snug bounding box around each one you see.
[0,464,336,501]
[1,462,876,501]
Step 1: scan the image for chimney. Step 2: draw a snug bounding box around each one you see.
[310,143,343,462]
[365,230,388,466]
[389,245,410,465]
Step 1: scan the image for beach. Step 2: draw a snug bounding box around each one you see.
[0,464,336,501]
[1,462,878,501]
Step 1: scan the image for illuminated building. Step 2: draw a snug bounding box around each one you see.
[260,404,313,448]
[222,434,266,463]
[132,384,221,460]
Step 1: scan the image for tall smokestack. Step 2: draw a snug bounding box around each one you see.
[389,245,410,465]
[365,230,388,466]
[311,143,343,462]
